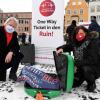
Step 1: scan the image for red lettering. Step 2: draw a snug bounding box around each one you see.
[39,31,53,37]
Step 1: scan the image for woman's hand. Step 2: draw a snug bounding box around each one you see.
[56,48,63,55]
[5,52,13,63]
[74,66,77,73]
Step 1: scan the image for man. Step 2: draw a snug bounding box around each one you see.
[0,17,23,81]
[89,16,100,33]
[66,20,77,44]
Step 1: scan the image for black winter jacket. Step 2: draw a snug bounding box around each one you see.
[89,21,100,33]
[0,26,20,66]
[66,24,76,44]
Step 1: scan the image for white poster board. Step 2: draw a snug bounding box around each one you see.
[32,0,64,64]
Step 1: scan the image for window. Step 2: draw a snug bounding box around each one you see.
[25,20,27,24]
[97,15,100,21]
[80,19,83,22]
[67,10,71,14]
[4,15,8,19]
[80,9,83,14]
[19,20,24,24]
[25,20,29,24]
[27,20,29,24]
[21,20,23,24]
[73,10,78,14]
[19,20,21,24]
[25,27,27,31]
[25,27,29,31]
[90,6,95,13]
[97,5,100,12]
[1,20,2,23]
[27,27,29,31]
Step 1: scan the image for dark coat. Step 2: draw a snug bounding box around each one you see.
[89,21,100,33]
[0,26,21,69]
[57,31,100,77]
[66,24,76,35]
[66,24,76,44]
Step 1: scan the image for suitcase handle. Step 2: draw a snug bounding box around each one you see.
[35,91,51,99]
[36,92,43,100]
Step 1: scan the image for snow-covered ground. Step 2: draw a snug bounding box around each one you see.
[0,65,100,100]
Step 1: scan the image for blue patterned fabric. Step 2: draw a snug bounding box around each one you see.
[18,66,60,89]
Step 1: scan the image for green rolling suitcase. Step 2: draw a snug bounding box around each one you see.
[53,52,74,92]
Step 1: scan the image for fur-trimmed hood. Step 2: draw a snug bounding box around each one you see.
[88,31,99,39]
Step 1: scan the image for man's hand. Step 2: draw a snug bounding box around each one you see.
[5,52,13,63]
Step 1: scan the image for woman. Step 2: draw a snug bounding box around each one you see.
[0,17,23,81]
[56,26,100,92]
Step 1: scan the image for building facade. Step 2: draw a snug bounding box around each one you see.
[0,12,32,35]
[64,0,89,32]
[89,0,100,24]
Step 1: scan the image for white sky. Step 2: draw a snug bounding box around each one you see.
[0,0,69,12]
[0,0,32,12]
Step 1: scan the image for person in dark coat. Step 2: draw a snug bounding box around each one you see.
[0,17,23,81]
[66,20,77,44]
[21,33,26,45]
[56,26,100,92]
[89,16,100,33]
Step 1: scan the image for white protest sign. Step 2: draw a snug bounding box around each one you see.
[32,0,64,64]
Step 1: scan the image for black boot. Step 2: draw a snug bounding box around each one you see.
[82,66,96,92]
[9,60,19,81]
[0,70,6,81]
[73,68,84,88]
[86,83,96,92]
